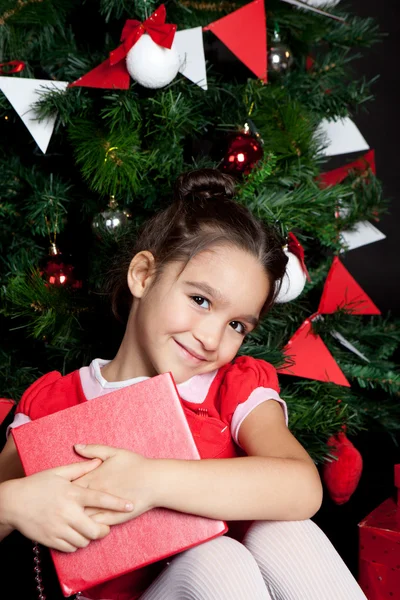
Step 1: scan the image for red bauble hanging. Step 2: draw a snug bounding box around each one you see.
[41,243,82,289]
[222,124,263,176]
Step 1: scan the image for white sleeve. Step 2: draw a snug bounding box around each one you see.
[6,413,31,439]
[231,387,288,448]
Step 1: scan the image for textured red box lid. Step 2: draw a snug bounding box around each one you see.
[358,498,400,564]
[0,398,15,425]
[12,373,227,596]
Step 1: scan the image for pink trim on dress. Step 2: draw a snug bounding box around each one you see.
[6,412,31,438]
[177,370,218,404]
[231,388,288,447]
[79,360,150,400]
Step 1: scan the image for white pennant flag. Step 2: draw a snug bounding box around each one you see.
[300,0,340,6]
[340,220,386,252]
[331,330,370,363]
[280,0,344,22]
[317,117,370,157]
[175,27,208,91]
[0,77,68,153]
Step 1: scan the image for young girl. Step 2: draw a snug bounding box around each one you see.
[0,169,366,600]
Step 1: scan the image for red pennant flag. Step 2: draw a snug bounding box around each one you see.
[319,257,381,315]
[204,0,267,82]
[318,150,376,188]
[0,398,15,426]
[69,57,130,90]
[277,317,350,387]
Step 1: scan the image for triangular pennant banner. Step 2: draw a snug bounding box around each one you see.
[0,77,68,153]
[277,318,350,386]
[175,27,207,90]
[319,257,381,315]
[204,0,267,82]
[280,0,345,22]
[331,330,370,363]
[69,58,130,90]
[316,117,369,157]
[340,220,386,252]
[318,149,376,188]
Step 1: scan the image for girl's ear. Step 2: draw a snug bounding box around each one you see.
[127,251,156,299]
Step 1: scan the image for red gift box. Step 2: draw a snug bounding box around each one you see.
[0,398,15,425]
[358,465,400,599]
[12,373,227,597]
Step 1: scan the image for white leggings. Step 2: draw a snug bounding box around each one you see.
[140,519,367,599]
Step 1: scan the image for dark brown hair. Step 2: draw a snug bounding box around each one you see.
[108,169,288,323]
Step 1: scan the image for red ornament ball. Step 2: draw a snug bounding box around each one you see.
[322,430,363,505]
[41,244,82,289]
[222,132,263,175]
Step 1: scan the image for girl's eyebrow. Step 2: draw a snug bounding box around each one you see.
[183,280,259,328]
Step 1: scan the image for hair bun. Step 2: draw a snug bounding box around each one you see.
[174,169,236,203]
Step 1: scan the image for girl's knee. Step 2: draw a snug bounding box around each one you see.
[244,518,320,545]
[181,534,258,569]
[243,519,331,562]
[170,534,266,582]
[162,535,270,599]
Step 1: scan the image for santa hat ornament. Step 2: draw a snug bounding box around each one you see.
[276,232,311,303]
[110,5,180,89]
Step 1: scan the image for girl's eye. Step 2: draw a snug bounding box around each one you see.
[191,296,210,309]
[230,321,247,335]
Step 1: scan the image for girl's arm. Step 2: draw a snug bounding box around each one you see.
[154,400,323,521]
[0,435,26,541]
[77,400,323,524]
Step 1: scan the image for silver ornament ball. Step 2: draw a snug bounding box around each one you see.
[268,31,294,75]
[92,197,131,234]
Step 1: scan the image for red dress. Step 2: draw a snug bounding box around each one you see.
[14,356,284,600]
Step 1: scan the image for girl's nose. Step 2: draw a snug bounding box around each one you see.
[193,320,223,353]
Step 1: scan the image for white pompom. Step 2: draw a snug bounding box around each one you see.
[275,250,307,303]
[126,34,181,89]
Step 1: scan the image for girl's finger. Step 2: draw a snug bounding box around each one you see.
[80,487,134,513]
[52,538,79,553]
[63,528,91,550]
[74,444,117,461]
[84,507,99,517]
[53,459,102,481]
[91,510,130,527]
[73,514,110,541]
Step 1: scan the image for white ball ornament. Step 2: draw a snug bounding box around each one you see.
[126,33,181,89]
[275,249,307,303]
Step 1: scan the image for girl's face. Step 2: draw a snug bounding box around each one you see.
[129,244,270,384]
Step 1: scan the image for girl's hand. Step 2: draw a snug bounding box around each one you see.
[0,459,135,552]
[73,444,157,526]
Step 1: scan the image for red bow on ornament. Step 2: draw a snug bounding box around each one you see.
[287,232,311,282]
[110,5,177,66]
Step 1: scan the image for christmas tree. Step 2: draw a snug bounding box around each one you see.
[1,0,399,501]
